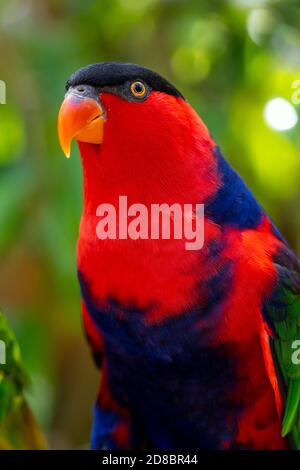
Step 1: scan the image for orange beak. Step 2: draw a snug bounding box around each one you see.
[58,88,105,158]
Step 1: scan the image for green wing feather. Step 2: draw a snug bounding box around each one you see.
[0,311,47,449]
[264,247,300,448]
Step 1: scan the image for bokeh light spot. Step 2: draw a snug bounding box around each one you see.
[171,47,210,85]
[263,97,298,131]
[247,9,274,44]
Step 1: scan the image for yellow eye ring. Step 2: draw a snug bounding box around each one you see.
[130,81,146,98]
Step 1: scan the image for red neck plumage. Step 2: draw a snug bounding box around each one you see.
[77,92,219,318]
[78,92,217,212]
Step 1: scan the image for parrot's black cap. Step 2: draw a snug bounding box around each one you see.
[66,62,184,99]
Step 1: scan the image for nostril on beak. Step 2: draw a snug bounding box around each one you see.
[67,84,101,105]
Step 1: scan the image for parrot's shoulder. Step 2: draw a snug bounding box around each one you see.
[206,146,263,231]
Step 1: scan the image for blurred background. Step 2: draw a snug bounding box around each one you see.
[0,0,300,449]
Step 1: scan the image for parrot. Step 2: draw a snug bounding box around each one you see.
[57,61,300,450]
[0,311,47,449]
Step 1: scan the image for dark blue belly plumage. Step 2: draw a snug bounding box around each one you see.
[79,273,239,449]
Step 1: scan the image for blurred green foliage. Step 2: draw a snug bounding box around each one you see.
[0,0,300,448]
[0,311,47,449]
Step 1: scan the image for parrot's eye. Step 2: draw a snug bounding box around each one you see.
[130,81,147,98]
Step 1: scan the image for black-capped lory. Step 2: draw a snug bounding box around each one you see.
[58,62,300,450]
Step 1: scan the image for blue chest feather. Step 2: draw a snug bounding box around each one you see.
[79,272,239,449]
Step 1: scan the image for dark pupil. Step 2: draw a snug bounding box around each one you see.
[134,82,143,93]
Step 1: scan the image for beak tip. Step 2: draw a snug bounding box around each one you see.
[59,139,71,158]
